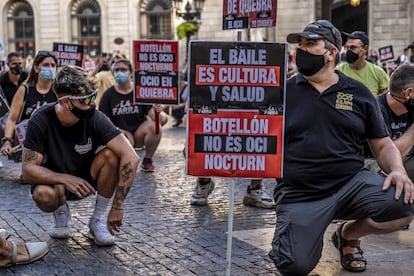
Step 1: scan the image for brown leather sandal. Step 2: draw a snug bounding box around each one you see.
[331,222,367,272]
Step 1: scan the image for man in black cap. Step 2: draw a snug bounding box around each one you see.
[268,20,414,275]
[337,31,389,95]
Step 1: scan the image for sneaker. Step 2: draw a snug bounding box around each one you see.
[190,179,215,205]
[141,158,155,172]
[49,203,71,239]
[243,186,275,209]
[88,217,115,246]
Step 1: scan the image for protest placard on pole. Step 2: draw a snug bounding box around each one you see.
[186,41,285,179]
[378,45,394,75]
[133,40,180,134]
[218,3,281,274]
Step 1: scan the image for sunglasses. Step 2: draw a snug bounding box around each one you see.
[316,20,340,47]
[68,90,97,105]
[37,50,56,58]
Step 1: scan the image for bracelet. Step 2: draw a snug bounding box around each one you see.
[1,137,13,145]
[111,206,123,210]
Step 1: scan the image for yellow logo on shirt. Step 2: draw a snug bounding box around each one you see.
[335,92,353,111]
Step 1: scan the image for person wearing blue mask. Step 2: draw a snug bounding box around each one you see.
[98,59,167,172]
[1,51,58,157]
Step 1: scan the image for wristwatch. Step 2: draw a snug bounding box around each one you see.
[1,137,13,144]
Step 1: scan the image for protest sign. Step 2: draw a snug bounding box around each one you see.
[223,0,277,30]
[378,45,394,62]
[133,40,179,105]
[83,60,96,72]
[53,43,84,67]
[186,41,286,178]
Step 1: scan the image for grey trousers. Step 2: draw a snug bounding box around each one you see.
[269,170,414,276]
[364,155,414,181]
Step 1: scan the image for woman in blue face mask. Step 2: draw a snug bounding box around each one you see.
[98,59,167,173]
[1,51,58,157]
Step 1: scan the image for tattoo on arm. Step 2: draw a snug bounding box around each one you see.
[114,186,131,206]
[22,149,38,162]
[121,161,133,183]
[113,161,133,206]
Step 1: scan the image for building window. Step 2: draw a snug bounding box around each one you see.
[71,0,101,58]
[140,0,173,40]
[7,0,35,58]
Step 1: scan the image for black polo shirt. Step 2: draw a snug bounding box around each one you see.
[377,93,414,154]
[277,71,388,203]
[0,71,28,105]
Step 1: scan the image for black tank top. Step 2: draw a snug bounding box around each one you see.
[20,84,57,122]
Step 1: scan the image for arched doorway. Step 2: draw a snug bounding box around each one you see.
[71,0,102,58]
[7,0,35,58]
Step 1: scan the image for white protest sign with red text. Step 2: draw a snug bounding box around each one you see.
[186,41,286,178]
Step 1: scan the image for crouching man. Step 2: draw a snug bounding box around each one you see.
[21,65,139,246]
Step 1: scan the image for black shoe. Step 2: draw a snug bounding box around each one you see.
[173,119,182,127]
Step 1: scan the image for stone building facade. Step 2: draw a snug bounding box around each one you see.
[0,0,412,67]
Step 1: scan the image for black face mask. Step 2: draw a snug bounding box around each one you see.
[71,106,96,120]
[404,99,414,111]
[346,50,360,64]
[295,48,327,76]
[10,65,23,75]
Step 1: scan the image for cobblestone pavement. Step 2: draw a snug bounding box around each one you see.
[1,126,414,276]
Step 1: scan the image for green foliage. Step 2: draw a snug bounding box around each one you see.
[176,22,199,40]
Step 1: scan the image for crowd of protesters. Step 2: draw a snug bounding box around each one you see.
[1,24,414,273]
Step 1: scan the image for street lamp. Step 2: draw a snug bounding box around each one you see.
[350,0,360,6]
[172,0,205,64]
[173,0,205,21]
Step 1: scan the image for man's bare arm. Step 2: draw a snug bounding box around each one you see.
[393,123,414,158]
[106,134,139,208]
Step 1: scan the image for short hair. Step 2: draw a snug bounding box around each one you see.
[389,64,414,94]
[324,40,340,65]
[111,59,132,72]
[6,52,21,64]
[53,65,96,96]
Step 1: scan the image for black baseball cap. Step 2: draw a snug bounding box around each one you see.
[287,20,342,50]
[342,31,369,46]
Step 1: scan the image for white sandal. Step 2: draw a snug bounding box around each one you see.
[0,229,10,240]
[1,240,48,267]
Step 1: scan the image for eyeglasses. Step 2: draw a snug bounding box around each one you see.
[68,90,97,105]
[37,51,56,58]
